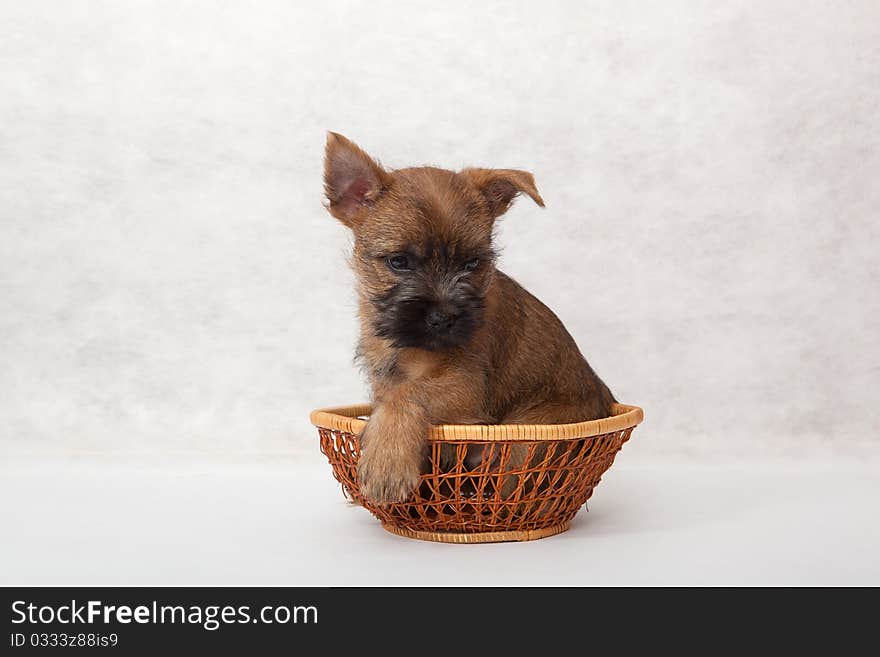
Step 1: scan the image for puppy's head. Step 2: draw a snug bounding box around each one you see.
[323,132,543,352]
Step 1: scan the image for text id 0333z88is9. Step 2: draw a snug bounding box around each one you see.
[10,632,119,648]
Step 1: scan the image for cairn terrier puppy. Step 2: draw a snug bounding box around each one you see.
[323,133,615,505]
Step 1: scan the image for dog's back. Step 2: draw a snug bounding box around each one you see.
[481,270,615,424]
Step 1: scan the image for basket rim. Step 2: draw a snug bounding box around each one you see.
[309,402,643,441]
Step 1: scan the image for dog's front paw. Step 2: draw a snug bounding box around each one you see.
[358,466,421,506]
[356,416,423,505]
[356,447,421,505]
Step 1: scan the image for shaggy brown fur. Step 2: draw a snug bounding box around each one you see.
[323,132,615,505]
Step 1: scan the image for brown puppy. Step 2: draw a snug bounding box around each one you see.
[323,133,615,505]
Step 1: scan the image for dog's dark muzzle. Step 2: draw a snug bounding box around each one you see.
[372,289,482,351]
[425,307,458,333]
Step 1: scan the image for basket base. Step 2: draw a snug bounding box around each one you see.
[382,520,571,544]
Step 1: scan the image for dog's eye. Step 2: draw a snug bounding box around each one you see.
[387,255,412,272]
[464,258,480,271]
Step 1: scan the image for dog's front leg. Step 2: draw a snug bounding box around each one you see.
[357,389,428,506]
[357,360,485,505]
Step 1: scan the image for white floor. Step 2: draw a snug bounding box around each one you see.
[2,455,878,586]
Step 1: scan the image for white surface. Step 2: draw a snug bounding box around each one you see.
[3,455,878,586]
[1,1,879,460]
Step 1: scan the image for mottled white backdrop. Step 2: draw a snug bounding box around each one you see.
[2,1,878,460]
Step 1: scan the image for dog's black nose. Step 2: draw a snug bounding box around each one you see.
[426,308,456,332]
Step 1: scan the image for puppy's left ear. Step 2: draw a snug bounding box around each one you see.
[461,168,545,219]
[323,132,392,228]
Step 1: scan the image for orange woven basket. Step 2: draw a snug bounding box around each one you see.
[310,403,643,543]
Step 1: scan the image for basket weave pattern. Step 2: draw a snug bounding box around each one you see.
[313,403,642,542]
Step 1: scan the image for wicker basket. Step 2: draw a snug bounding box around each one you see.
[310,403,643,543]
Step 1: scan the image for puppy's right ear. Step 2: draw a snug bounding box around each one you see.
[323,132,391,228]
[460,168,545,219]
